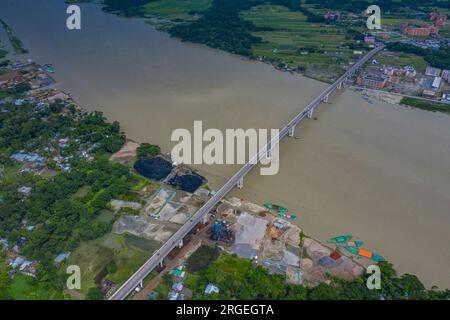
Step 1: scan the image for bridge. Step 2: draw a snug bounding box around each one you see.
[109,44,384,300]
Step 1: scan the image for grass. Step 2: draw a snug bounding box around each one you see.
[401,97,450,114]
[130,172,159,191]
[143,0,211,22]
[94,209,115,223]
[185,245,219,272]
[8,274,65,300]
[381,17,424,27]
[377,52,428,73]
[71,185,91,199]
[62,232,159,296]
[239,4,360,80]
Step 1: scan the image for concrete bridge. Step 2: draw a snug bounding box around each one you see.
[109,44,384,300]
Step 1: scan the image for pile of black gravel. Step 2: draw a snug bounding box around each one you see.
[169,172,204,193]
[134,157,173,181]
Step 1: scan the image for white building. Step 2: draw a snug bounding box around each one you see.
[432,76,442,89]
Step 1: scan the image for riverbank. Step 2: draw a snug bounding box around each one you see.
[2,0,449,289]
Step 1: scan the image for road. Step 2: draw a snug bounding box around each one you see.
[109,44,385,300]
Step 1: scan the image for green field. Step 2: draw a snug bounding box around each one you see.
[143,0,211,21]
[240,4,362,80]
[377,52,428,72]
[8,274,65,300]
[62,232,160,296]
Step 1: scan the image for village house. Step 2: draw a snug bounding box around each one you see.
[429,12,447,27]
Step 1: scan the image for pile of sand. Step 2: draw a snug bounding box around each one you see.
[110,141,139,162]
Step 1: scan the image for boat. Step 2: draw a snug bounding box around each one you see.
[349,241,364,247]
[43,64,54,73]
[328,235,352,243]
[337,240,364,247]
[263,202,288,213]
[344,246,385,261]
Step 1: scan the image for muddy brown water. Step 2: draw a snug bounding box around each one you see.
[1,0,449,288]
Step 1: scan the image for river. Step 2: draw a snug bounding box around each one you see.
[1,0,449,288]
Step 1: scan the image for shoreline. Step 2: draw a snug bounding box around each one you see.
[2,0,449,290]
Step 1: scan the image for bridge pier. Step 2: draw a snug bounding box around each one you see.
[138,280,143,288]
[237,177,244,189]
[288,126,295,137]
[323,94,329,103]
[178,239,183,248]
[307,109,314,119]
[338,82,343,90]
[202,215,209,225]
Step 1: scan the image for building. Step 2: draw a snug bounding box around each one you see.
[400,23,438,37]
[432,76,442,89]
[441,70,450,82]
[423,89,437,98]
[18,186,32,196]
[442,93,450,101]
[204,283,220,295]
[429,12,447,27]
[324,11,341,21]
[404,66,417,78]
[364,36,375,44]
[425,67,442,77]
[10,153,44,163]
[172,282,184,292]
[356,74,388,89]
[54,252,71,264]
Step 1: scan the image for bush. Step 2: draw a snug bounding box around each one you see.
[86,287,104,300]
[186,245,220,272]
[136,143,160,159]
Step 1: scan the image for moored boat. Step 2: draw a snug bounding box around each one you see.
[328,235,352,243]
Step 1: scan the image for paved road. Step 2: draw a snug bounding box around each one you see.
[109,44,384,300]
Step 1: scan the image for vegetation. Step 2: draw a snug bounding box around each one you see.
[0,80,140,298]
[136,142,160,159]
[143,0,212,22]
[102,0,155,16]
[0,19,28,54]
[183,252,449,300]
[0,48,7,61]
[387,42,450,70]
[304,0,450,13]
[86,287,104,300]
[185,245,219,272]
[170,0,264,56]
[401,97,450,113]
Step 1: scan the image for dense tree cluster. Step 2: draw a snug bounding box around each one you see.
[102,0,154,16]
[170,0,264,56]
[189,253,449,300]
[136,142,160,159]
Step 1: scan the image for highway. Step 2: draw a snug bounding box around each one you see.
[109,44,384,300]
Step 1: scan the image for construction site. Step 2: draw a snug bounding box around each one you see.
[206,197,365,286]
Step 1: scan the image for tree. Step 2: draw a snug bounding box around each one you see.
[106,260,118,274]
[136,143,160,159]
[86,287,104,300]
